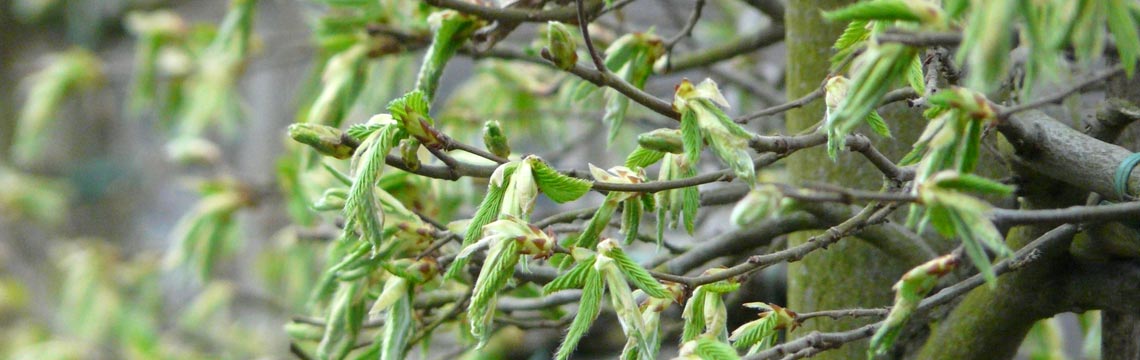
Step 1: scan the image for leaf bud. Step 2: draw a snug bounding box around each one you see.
[288,123,354,159]
[542,21,578,70]
[482,120,511,158]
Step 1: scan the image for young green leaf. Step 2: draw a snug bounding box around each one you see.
[677,336,741,360]
[1108,0,1140,76]
[417,10,481,100]
[468,236,520,346]
[625,146,667,169]
[555,268,604,360]
[674,79,757,185]
[317,280,365,360]
[598,239,672,299]
[543,256,596,294]
[823,0,943,24]
[342,117,405,253]
[831,19,870,67]
[870,255,958,356]
[444,163,514,280]
[530,157,593,203]
[13,48,104,164]
[306,44,369,126]
[379,293,413,360]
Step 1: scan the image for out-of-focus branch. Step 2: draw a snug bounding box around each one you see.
[423,0,603,23]
[664,24,785,73]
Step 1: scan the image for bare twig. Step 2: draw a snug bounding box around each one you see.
[665,24,785,73]
[576,0,608,72]
[423,0,602,23]
[795,308,889,322]
[744,224,1074,360]
[998,65,1125,119]
[665,0,706,50]
[735,88,823,123]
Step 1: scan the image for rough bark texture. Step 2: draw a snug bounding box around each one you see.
[1100,67,1140,360]
[783,1,924,358]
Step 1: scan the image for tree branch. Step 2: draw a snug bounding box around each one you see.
[423,0,603,23]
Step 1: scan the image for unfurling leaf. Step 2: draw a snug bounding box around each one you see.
[530,157,593,203]
[379,293,414,360]
[918,171,1011,285]
[957,0,1016,92]
[601,32,665,143]
[465,217,556,346]
[342,116,405,253]
[823,0,945,25]
[387,90,441,148]
[730,303,798,354]
[555,267,604,360]
[731,185,783,227]
[418,10,482,100]
[14,48,104,164]
[317,280,366,360]
[444,162,515,279]
[638,128,685,154]
[870,254,959,356]
[467,235,520,346]
[306,44,369,126]
[682,269,739,343]
[674,79,757,185]
[677,336,741,360]
[596,249,656,360]
[544,256,596,294]
[598,239,672,299]
[569,165,646,249]
[626,146,667,169]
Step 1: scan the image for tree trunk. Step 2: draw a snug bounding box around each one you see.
[783,1,925,358]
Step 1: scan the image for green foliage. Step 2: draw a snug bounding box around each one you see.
[165,180,250,280]
[601,32,665,143]
[655,153,700,240]
[14,0,1140,358]
[824,44,917,159]
[870,255,958,356]
[13,48,103,164]
[417,10,482,100]
[823,0,944,24]
[342,117,406,253]
[674,79,757,185]
[482,120,512,158]
[307,44,371,126]
[731,185,784,227]
[530,156,593,203]
[318,280,367,360]
[919,172,1013,284]
[678,336,741,360]
[555,261,604,360]
[543,21,579,70]
[177,0,258,136]
[682,270,739,343]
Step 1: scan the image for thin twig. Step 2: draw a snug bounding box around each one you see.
[795,308,889,322]
[577,0,608,71]
[665,0,706,50]
[744,224,1074,360]
[998,65,1125,119]
[735,88,824,123]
